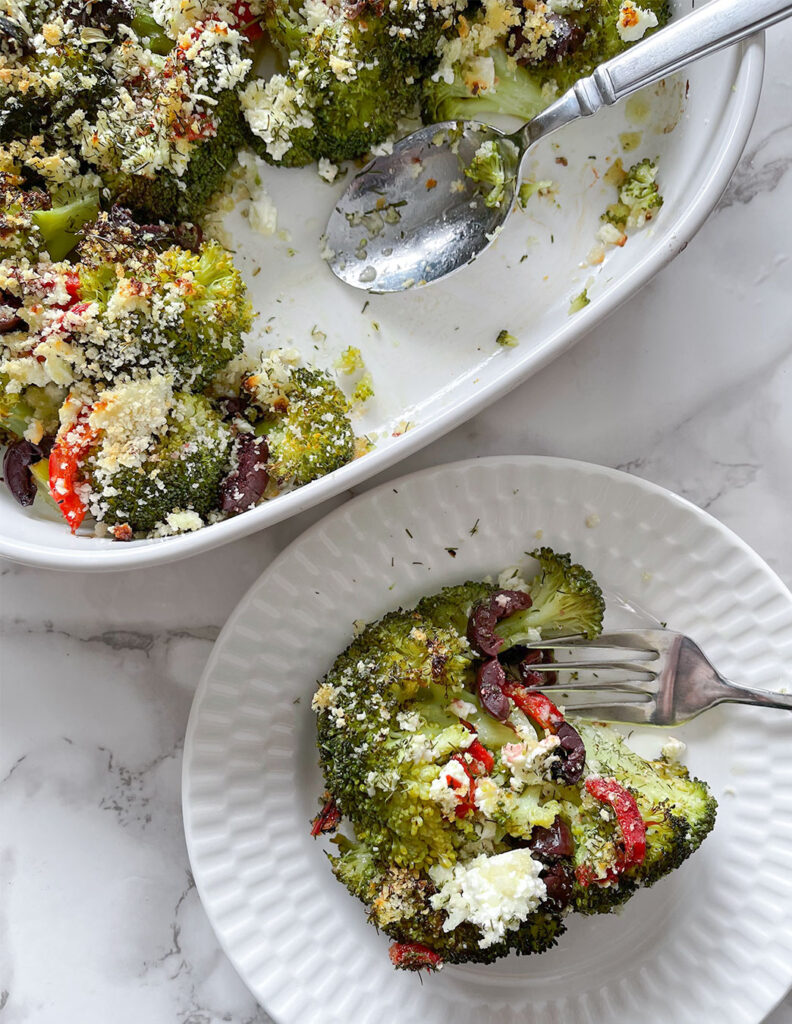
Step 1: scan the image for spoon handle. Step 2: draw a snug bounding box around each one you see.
[598,0,791,98]
[521,0,792,149]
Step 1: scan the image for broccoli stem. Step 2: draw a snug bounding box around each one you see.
[32,192,100,261]
[131,8,174,54]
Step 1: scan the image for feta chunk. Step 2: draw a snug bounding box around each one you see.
[429,758,470,816]
[429,849,547,948]
[616,1,658,42]
[661,736,687,763]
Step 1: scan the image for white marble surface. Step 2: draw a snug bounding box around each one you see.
[2,25,791,1024]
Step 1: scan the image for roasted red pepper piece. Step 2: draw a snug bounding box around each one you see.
[231,0,264,40]
[48,404,99,533]
[64,272,81,303]
[388,942,443,972]
[583,776,646,877]
[310,795,341,836]
[448,754,477,818]
[501,680,565,731]
[466,738,494,775]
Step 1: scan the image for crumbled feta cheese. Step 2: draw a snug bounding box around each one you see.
[396,710,422,732]
[616,1,658,42]
[497,565,532,593]
[88,374,173,473]
[241,75,315,163]
[165,510,203,533]
[448,698,478,720]
[317,157,339,183]
[312,682,338,711]
[365,767,400,796]
[429,758,470,816]
[249,194,278,236]
[474,776,503,817]
[407,732,435,764]
[502,735,561,790]
[429,849,547,948]
[661,736,686,763]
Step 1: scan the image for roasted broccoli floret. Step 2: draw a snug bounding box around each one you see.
[316,607,479,871]
[0,174,99,262]
[464,138,518,209]
[423,44,548,126]
[422,0,668,125]
[1,12,253,224]
[494,547,605,645]
[602,158,663,231]
[74,235,253,388]
[332,836,567,963]
[242,0,443,166]
[417,580,496,636]
[571,722,716,914]
[245,362,355,486]
[0,377,64,444]
[87,391,232,533]
[104,90,248,223]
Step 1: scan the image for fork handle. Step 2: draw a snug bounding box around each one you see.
[715,680,792,713]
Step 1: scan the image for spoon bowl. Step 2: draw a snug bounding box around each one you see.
[325,121,517,293]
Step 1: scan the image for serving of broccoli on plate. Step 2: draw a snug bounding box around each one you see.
[312,547,716,971]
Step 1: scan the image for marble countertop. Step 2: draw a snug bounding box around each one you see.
[2,25,791,1024]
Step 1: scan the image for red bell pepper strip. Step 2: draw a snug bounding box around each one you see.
[232,0,264,40]
[447,754,477,818]
[389,942,443,972]
[466,738,494,775]
[64,272,81,304]
[310,795,341,836]
[48,404,99,533]
[584,775,646,875]
[501,681,565,731]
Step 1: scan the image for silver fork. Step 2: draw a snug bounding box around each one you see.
[518,629,792,726]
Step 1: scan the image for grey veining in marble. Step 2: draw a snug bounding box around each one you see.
[1,25,791,1024]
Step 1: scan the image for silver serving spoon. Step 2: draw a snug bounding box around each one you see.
[326,0,792,293]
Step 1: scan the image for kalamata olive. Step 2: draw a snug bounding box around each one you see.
[0,290,22,334]
[467,589,533,656]
[90,206,203,253]
[477,658,511,722]
[220,435,269,515]
[63,0,134,30]
[3,439,44,507]
[0,14,32,54]
[37,435,55,458]
[530,816,574,861]
[518,647,557,687]
[508,13,585,67]
[542,861,574,909]
[220,395,250,419]
[552,721,586,784]
[343,0,384,18]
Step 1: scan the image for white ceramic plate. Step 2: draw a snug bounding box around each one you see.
[0,12,765,570]
[183,455,792,1024]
